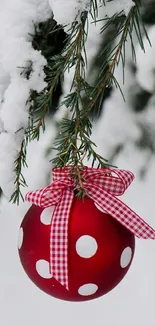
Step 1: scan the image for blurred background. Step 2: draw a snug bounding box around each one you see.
[0,0,155,324]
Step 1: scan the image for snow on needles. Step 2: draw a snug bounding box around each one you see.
[49,0,134,28]
[101,0,134,17]
[0,0,135,198]
[0,0,52,197]
[48,0,90,27]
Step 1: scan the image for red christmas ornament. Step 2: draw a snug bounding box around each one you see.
[18,167,155,302]
[18,196,135,301]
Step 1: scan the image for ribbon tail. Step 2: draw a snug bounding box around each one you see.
[87,185,155,239]
[50,188,74,290]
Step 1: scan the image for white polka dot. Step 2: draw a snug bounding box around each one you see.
[36,260,52,279]
[40,206,55,225]
[18,227,23,249]
[94,202,107,213]
[120,247,132,268]
[78,283,98,296]
[76,235,98,258]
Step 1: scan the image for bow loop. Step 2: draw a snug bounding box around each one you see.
[52,166,73,182]
[25,178,73,208]
[84,167,134,196]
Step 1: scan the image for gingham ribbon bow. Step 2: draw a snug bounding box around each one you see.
[25,167,155,290]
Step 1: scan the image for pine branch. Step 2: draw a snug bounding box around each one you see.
[85,3,148,115]
[10,0,150,203]
[10,137,28,205]
[51,9,117,196]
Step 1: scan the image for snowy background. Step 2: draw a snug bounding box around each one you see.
[0,1,155,324]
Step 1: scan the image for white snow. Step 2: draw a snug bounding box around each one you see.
[136,25,155,93]
[0,0,52,197]
[49,0,134,29]
[49,0,91,27]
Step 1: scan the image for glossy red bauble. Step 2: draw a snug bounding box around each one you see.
[18,196,135,301]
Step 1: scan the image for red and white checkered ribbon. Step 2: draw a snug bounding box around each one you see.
[25,166,155,290]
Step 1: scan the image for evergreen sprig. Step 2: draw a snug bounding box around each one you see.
[10,137,28,204]
[11,0,149,203]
